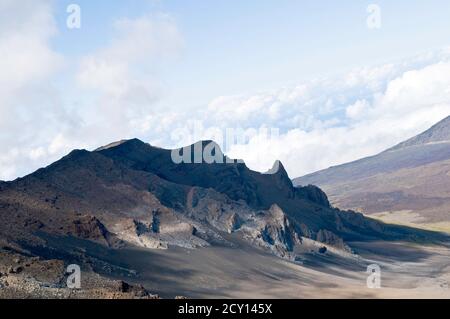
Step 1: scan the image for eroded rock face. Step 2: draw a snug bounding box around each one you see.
[295,185,330,207]
[227,213,243,233]
[110,206,220,250]
[259,205,299,254]
[66,216,114,246]
[186,187,253,234]
[316,229,349,252]
[237,205,302,259]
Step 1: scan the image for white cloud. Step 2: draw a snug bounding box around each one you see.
[219,57,450,178]
[346,99,370,119]
[76,14,182,118]
[161,49,450,178]
[0,0,66,180]
[0,0,62,99]
[69,13,184,153]
[0,5,183,180]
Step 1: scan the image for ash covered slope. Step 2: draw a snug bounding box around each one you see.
[294,115,450,223]
[0,138,446,265]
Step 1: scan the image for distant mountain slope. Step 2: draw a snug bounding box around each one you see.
[389,115,450,151]
[294,115,450,226]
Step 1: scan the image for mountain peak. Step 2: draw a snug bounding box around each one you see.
[265,160,288,176]
[95,138,147,152]
[187,140,224,154]
[265,160,294,191]
[389,115,450,151]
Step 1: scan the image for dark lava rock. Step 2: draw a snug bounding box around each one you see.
[8,266,23,274]
[114,280,156,298]
[116,280,131,293]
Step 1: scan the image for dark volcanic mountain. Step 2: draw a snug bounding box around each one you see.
[1,138,449,298]
[1,138,443,257]
[294,115,450,227]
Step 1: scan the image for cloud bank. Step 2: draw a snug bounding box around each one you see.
[159,48,450,178]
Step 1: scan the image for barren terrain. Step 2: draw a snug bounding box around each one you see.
[1,233,448,299]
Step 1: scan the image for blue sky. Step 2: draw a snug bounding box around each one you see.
[52,0,450,107]
[1,0,450,180]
